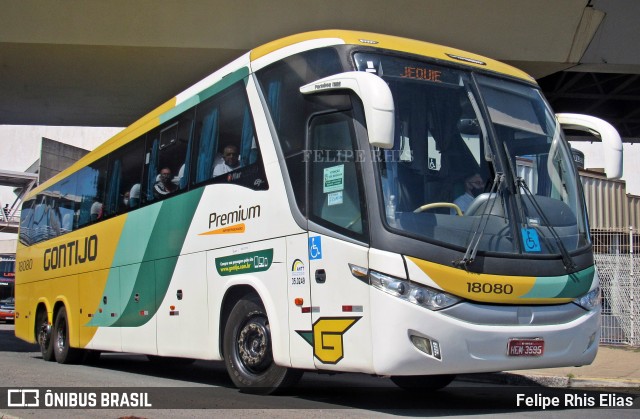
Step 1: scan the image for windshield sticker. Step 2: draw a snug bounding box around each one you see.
[327,191,343,206]
[215,249,273,276]
[309,236,322,260]
[521,228,541,252]
[323,165,344,193]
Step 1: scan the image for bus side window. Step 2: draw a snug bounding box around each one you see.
[76,158,108,228]
[193,81,263,186]
[19,198,36,245]
[144,110,194,202]
[107,136,145,214]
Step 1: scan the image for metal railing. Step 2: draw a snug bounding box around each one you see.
[593,227,639,347]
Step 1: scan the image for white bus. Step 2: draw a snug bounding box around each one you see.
[15,30,622,393]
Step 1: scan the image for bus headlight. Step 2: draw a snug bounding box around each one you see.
[574,287,600,311]
[367,269,461,311]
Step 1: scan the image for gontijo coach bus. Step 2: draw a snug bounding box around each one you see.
[15,30,623,393]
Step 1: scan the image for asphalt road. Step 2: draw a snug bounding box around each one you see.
[0,323,638,418]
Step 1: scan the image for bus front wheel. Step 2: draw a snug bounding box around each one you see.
[222,295,302,394]
[390,374,456,391]
[52,306,83,364]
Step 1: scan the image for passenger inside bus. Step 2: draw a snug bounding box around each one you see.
[213,144,241,176]
[153,167,178,199]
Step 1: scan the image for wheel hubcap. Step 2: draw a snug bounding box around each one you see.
[56,324,66,351]
[38,322,51,350]
[237,316,271,372]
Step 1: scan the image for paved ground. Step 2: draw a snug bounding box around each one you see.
[461,345,640,388]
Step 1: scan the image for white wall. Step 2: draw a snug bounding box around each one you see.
[570,141,640,196]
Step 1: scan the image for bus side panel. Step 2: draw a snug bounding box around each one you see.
[56,274,80,347]
[208,238,291,366]
[14,281,34,343]
[121,261,157,354]
[82,267,122,352]
[308,234,372,373]
[77,268,110,348]
[157,252,210,359]
[286,233,314,370]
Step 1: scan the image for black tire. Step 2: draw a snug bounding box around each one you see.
[223,296,302,394]
[36,309,55,362]
[52,307,83,364]
[390,374,456,391]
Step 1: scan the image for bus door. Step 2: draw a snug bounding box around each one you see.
[306,111,373,371]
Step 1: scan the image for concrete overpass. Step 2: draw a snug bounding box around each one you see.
[1,0,640,139]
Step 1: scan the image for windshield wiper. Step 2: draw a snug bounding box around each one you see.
[453,172,505,270]
[517,178,578,273]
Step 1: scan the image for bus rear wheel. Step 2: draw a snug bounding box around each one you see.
[36,310,54,362]
[390,374,456,391]
[223,296,302,394]
[52,306,83,364]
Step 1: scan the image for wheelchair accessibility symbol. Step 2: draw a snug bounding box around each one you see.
[309,236,323,260]
[521,227,541,252]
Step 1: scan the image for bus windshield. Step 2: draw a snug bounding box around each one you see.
[355,53,588,256]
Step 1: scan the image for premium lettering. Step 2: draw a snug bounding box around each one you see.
[43,234,98,271]
[209,205,261,229]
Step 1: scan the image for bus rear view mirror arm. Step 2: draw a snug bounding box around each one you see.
[300,71,395,148]
[556,113,623,179]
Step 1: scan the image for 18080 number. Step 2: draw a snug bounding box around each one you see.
[18,259,33,271]
[466,282,513,294]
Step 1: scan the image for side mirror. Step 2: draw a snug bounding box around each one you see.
[300,71,395,148]
[556,113,623,179]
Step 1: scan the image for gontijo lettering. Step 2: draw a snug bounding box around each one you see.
[209,204,261,228]
[44,234,98,271]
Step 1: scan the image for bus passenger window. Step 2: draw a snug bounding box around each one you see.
[76,159,108,228]
[193,81,263,187]
[144,109,194,201]
[106,136,145,214]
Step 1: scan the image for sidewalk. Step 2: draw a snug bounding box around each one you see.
[460,345,640,388]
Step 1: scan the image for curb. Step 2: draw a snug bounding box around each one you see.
[458,372,640,388]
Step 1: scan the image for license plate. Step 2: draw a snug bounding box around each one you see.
[507,339,544,357]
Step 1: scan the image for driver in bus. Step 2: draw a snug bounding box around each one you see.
[453,173,484,214]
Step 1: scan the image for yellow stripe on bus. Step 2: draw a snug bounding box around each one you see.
[406,256,573,304]
[250,30,533,83]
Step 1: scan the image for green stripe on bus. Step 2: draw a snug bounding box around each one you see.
[87,188,204,327]
[159,67,250,124]
[521,265,595,299]
[112,188,204,327]
[555,265,595,298]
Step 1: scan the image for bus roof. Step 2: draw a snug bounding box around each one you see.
[28,30,535,197]
[250,30,535,82]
